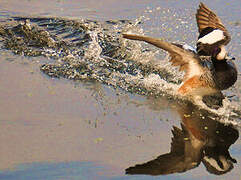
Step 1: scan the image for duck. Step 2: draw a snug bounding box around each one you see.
[125,103,239,175]
[122,3,237,108]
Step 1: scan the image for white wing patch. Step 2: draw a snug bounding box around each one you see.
[197,29,224,44]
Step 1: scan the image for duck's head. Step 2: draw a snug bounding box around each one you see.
[213,46,235,61]
[202,147,237,175]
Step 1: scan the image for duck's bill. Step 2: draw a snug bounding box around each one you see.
[226,54,235,60]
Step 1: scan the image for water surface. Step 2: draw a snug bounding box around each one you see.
[0,0,240,179]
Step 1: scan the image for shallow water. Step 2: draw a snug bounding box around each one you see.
[0,0,240,180]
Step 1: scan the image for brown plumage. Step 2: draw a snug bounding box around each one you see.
[196,2,231,45]
[196,3,232,59]
[122,34,218,98]
[122,34,204,83]
[122,3,237,106]
[125,103,239,176]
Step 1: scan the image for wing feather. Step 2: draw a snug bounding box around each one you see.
[196,3,230,45]
[123,34,203,81]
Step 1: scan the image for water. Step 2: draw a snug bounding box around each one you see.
[0,0,240,179]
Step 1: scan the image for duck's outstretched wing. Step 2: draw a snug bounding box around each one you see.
[125,126,199,175]
[123,34,203,81]
[196,3,231,46]
[125,154,186,175]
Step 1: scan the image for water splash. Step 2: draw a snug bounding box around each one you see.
[0,15,240,126]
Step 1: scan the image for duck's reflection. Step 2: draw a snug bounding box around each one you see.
[126,102,239,175]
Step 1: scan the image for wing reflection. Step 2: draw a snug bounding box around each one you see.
[126,102,239,176]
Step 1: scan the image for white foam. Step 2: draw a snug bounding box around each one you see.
[142,73,179,96]
[197,29,224,44]
[84,31,102,60]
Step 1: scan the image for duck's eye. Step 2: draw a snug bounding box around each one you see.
[212,47,221,57]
